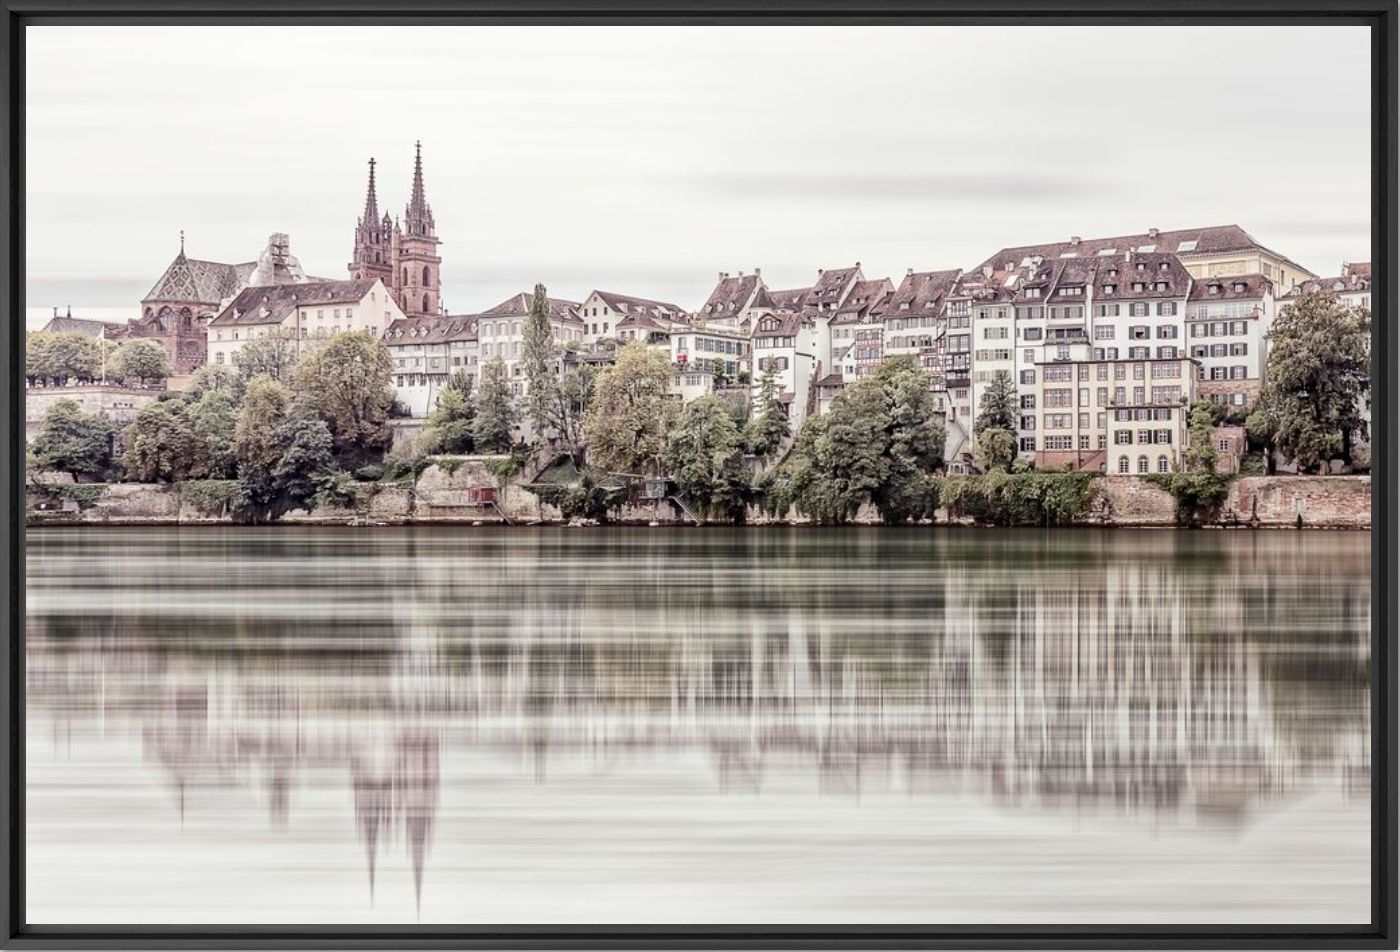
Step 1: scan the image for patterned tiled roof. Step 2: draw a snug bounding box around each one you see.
[143,250,255,305]
[699,273,762,317]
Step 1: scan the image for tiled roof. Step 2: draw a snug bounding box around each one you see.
[39,315,121,338]
[144,251,255,305]
[1091,252,1192,301]
[752,312,806,339]
[764,287,811,311]
[590,290,686,321]
[1279,274,1372,299]
[699,273,762,317]
[1188,273,1272,302]
[832,278,894,324]
[209,279,378,327]
[482,292,584,325]
[883,269,962,319]
[803,266,861,308]
[383,313,480,345]
[974,224,1312,278]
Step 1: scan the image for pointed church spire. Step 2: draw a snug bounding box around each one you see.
[178,229,186,259]
[408,141,427,218]
[362,158,380,225]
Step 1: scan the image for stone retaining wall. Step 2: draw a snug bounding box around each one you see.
[27,473,1372,529]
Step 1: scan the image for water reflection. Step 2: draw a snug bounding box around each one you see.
[26,528,1371,923]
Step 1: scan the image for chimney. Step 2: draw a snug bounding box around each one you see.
[718,271,725,281]
[907,267,914,276]
[1069,236,1081,246]
[982,265,993,279]
[52,306,57,318]
[1148,227,1160,239]
[754,267,761,277]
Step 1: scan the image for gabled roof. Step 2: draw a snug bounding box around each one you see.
[383,314,480,345]
[699,273,762,317]
[1279,273,1372,300]
[832,278,894,324]
[803,265,861,309]
[587,290,686,321]
[144,250,256,305]
[209,279,379,327]
[482,292,584,326]
[883,269,962,320]
[39,315,122,338]
[763,287,811,311]
[1093,252,1192,301]
[752,311,807,340]
[1188,273,1272,302]
[974,224,1314,279]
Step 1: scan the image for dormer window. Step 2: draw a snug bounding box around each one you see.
[1209,284,1222,295]
[1103,284,1116,294]
[1158,261,1170,271]
[1132,282,1145,292]
[1233,282,1247,293]
[1135,262,1146,271]
[1154,282,1168,292]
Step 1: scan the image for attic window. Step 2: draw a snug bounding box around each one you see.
[1135,262,1146,271]
[1233,282,1247,293]
[1154,282,1168,292]
[1097,248,1117,256]
[1132,282,1146,292]
[1059,252,1078,258]
[1209,284,1221,295]
[1177,240,1198,252]
[1158,261,1170,271]
[1137,244,1157,252]
[1102,284,1116,294]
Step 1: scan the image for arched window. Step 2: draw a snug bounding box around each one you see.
[423,293,430,313]
[422,266,431,286]
[179,307,192,331]
[403,267,409,286]
[143,307,153,320]
[1137,456,1148,474]
[155,306,172,332]
[1118,457,1130,474]
[375,251,382,263]
[1157,455,1169,473]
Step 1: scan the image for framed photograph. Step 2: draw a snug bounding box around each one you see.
[5,1,1395,948]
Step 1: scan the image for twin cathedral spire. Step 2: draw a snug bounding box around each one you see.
[349,142,442,317]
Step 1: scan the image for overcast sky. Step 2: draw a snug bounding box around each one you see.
[26,24,1371,320]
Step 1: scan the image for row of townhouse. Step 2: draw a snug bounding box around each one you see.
[200,223,1365,476]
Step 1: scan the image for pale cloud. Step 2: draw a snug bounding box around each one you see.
[25,24,1372,320]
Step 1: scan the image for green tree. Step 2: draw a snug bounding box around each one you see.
[236,330,300,384]
[973,369,1018,472]
[582,342,676,476]
[472,357,518,454]
[271,400,336,505]
[1182,399,1220,473]
[26,332,105,387]
[122,400,207,482]
[31,399,115,479]
[975,369,1017,432]
[664,396,751,521]
[766,355,944,523]
[189,388,240,478]
[746,364,790,460]
[556,363,596,452]
[1256,291,1370,473]
[520,283,562,443]
[423,375,476,454]
[187,363,243,401]
[110,339,170,387]
[974,427,1017,473]
[234,375,292,489]
[291,331,394,457]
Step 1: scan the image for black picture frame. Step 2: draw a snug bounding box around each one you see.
[2,1,1395,948]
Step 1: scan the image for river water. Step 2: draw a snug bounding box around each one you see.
[25,527,1372,925]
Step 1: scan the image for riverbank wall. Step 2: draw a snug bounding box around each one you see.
[26,465,1372,529]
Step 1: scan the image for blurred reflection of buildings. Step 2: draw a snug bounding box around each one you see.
[27,532,1371,905]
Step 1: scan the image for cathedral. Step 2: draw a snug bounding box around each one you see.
[348,142,443,318]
